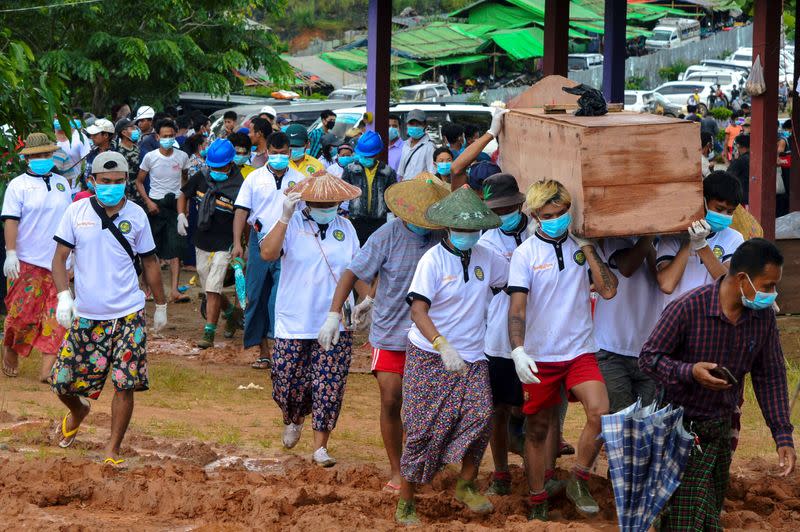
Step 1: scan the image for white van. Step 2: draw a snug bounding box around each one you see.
[646,18,701,50]
[568,54,604,71]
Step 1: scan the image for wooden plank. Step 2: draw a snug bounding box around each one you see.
[544,103,578,114]
[514,109,690,127]
[776,239,800,314]
[507,75,579,109]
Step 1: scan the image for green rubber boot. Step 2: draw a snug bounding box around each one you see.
[395,498,420,526]
[566,477,599,517]
[454,478,493,514]
[528,500,549,521]
[198,326,215,349]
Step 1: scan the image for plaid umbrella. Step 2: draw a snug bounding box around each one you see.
[601,400,694,532]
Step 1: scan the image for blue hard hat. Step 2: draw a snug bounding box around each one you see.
[355,130,383,157]
[205,139,235,168]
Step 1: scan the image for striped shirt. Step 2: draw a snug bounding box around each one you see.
[639,278,794,449]
[348,218,443,351]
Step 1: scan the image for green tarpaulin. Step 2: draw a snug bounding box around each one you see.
[489,27,544,60]
[392,21,492,59]
[424,54,489,67]
[320,49,428,74]
[461,2,536,29]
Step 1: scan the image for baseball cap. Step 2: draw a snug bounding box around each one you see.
[482,173,525,209]
[285,124,308,147]
[407,109,426,123]
[259,105,277,118]
[114,118,134,136]
[467,161,502,191]
[85,118,115,136]
[134,105,155,121]
[91,151,129,174]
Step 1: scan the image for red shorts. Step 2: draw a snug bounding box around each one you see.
[371,348,406,375]
[521,353,604,415]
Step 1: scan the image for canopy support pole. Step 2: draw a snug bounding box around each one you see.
[366,0,391,163]
[749,0,781,239]
[790,0,800,213]
[543,0,569,76]
[602,0,626,102]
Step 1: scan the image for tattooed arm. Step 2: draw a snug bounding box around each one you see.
[583,244,617,300]
[508,291,528,349]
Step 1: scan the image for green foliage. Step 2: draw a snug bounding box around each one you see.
[3,0,292,114]
[658,61,688,82]
[710,106,733,121]
[625,76,647,90]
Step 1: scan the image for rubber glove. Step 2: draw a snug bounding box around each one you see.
[487,108,508,139]
[177,213,189,236]
[56,290,76,329]
[569,232,593,250]
[153,303,167,332]
[688,219,712,251]
[433,335,467,374]
[3,250,20,280]
[318,312,340,351]
[280,192,303,224]
[352,296,373,331]
[510,346,541,384]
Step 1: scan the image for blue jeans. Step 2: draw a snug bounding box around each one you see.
[243,234,280,348]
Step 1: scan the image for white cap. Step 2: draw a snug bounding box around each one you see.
[259,105,277,118]
[134,105,155,121]
[84,118,115,135]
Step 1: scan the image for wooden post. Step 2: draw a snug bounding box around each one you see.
[602,0,626,102]
[791,0,800,212]
[543,0,569,76]
[366,0,391,163]
[749,0,781,239]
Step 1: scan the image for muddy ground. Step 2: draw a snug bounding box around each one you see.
[1,283,799,530]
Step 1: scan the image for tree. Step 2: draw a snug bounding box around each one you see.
[2,0,292,114]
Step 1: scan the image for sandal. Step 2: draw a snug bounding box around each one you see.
[383,481,401,494]
[558,440,576,456]
[170,295,191,304]
[102,457,127,469]
[59,398,90,448]
[251,357,272,370]
[2,359,18,378]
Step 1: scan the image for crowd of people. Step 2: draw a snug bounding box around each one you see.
[0,100,795,528]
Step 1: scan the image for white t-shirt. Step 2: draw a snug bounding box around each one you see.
[507,233,597,363]
[479,223,531,359]
[234,165,305,230]
[407,242,509,362]
[1,172,72,270]
[270,212,359,339]
[139,149,190,200]
[54,198,156,320]
[656,228,744,307]
[56,130,91,192]
[594,238,664,357]
[326,162,344,178]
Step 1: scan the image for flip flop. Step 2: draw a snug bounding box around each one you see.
[59,398,90,448]
[383,481,401,494]
[102,457,127,469]
[251,357,272,370]
[2,360,18,378]
[170,295,191,304]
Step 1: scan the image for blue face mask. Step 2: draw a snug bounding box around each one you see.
[358,154,375,168]
[705,208,733,232]
[500,211,522,232]
[436,161,452,176]
[28,158,54,175]
[70,119,82,129]
[95,183,126,206]
[388,127,400,141]
[251,145,257,152]
[87,180,95,192]
[130,130,140,142]
[539,212,571,238]
[407,223,430,236]
[407,126,425,140]
[740,273,778,310]
[209,170,228,182]
[159,138,175,149]
[338,155,355,167]
[268,153,289,170]
[53,120,61,131]
[309,206,338,225]
[449,230,481,251]
[290,147,305,161]
[200,148,208,158]
[233,154,250,166]
[202,131,210,137]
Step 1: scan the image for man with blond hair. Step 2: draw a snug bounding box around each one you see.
[507,179,616,521]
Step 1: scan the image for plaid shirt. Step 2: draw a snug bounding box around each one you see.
[639,278,794,449]
[307,127,324,159]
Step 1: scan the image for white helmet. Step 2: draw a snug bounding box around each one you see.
[259,105,277,119]
[134,105,155,121]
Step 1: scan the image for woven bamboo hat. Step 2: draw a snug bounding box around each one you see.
[384,172,450,229]
[425,184,502,231]
[287,172,361,202]
[20,133,58,155]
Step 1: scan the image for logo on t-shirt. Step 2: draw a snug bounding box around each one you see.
[118,220,132,234]
[573,250,586,266]
[333,229,345,242]
[712,245,724,259]
[56,183,66,192]
[305,166,316,175]
[474,265,485,281]
[288,181,297,188]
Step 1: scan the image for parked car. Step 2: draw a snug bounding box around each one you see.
[646,92,683,117]
[645,18,700,50]
[727,47,794,82]
[684,70,746,104]
[624,90,653,113]
[568,53,603,71]
[699,59,751,76]
[327,85,367,101]
[308,102,497,155]
[652,81,714,112]
[396,83,451,103]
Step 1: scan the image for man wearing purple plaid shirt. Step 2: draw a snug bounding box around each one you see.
[640,238,795,530]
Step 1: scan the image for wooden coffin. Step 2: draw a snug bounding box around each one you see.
[499,81,703,238]
[776,238,800,315]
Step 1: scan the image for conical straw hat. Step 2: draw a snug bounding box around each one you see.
[425,184,502,231]
[287,172,361,202]
[385,172,451,229]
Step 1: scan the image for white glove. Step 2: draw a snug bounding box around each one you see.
[688,219,712,251]
[3,250,20,280]
[352,296,373,331]
[510,346,541,384]
[56,290,76,329]
[569,231,593,249]
[433,336,467,374]
[487,108,508,139]
[280,192,303,224]
[317,311,340,351]
[177,213,189,236]
[153,303,167,332]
